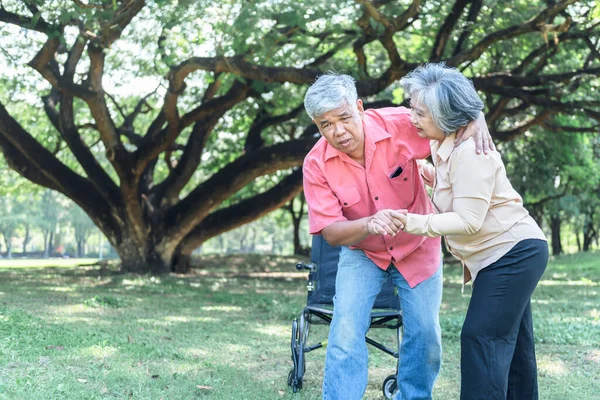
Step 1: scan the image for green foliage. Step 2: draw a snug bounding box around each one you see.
[1,0,599,266]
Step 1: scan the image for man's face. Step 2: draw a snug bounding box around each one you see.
[313,99,365,161]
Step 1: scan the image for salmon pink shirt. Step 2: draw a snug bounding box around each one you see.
[303,107,441,288]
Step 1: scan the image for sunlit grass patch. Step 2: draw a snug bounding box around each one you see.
[538,355,569,377]
[83,295,127,308]
[78,344,119,358]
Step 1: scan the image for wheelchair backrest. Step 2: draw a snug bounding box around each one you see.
[306,235,400,310]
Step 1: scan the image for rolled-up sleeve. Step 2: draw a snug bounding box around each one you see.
[303,158,347,234]
[404,146,498,237]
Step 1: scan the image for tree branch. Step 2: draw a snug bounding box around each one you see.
[72,0,113,9]
[431,0,470,61]
[492,109,555,141]
[448,0,577,66]
[64,33,88,79]
[28,37,94,99]
[583,36,600,61]
[179,169,304,253]
[452,0,483,56]
[170,55,321,85]
[473,67,600,88]
[355,0,392,29]
[0,100,121,234]
[136,79,252,180]
[161,138,317,248]
[542,122,600,133]
[0,6,57,34]
[98,0,145,48]
[525,180,571,208]
[244,103,305,152]
[84,44,129,176]
[57,92,122,206]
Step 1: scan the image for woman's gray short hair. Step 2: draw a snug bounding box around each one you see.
[400,63,484,135]
[304,73,358,120]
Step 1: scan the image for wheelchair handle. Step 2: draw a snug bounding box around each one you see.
[295,262,317,272]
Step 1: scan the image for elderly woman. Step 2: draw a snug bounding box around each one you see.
[391,63,548,400]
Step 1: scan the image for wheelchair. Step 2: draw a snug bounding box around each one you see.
[287,235,403,399]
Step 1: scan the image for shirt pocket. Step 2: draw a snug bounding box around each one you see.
[336,186,361,209]
[388,160,415,204]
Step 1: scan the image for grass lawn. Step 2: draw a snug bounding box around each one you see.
[0,252,598,399]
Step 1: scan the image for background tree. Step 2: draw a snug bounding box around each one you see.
[285,193,308,256]
[0,196,19,259]
[1,0,599,273]
[34,190,64,258]
[504,125,600,254]
[69,203,96,257]
[0,167,34,258]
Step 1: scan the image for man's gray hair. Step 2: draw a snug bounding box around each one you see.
[304,73,358,119]
[400,63,484,135]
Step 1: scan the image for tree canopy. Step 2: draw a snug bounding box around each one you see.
[1,0,599,272]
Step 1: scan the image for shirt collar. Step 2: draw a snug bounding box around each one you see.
[323,116,391,161]
[433,133,456,162]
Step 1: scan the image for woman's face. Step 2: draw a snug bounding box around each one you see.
[409,99,446,141]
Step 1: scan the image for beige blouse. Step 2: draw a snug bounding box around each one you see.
[405,134,546,284]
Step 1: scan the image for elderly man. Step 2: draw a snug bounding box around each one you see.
[302,73,492,400]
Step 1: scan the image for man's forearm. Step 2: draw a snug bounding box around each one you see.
[322,217,371,247]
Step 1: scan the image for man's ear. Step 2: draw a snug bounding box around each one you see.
[356,99,364,113]
[312,119,323,135]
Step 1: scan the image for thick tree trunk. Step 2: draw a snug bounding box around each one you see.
[550,216,563,255]
[217,235,226,253]
[2,233,12,259]
[77,240,84,258]
[118,246,171,274]
[110,226,185,274]
[172,252,192,274]
[22,225,31,253]
[49,232,55,257]
[43,231,53,258]
[248,228,256,252]
[528,207,543,230]
[292,217,302,255]
[583,217,597,252]
[288,194,306,256]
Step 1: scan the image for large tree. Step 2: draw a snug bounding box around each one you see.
[0,0,598,273]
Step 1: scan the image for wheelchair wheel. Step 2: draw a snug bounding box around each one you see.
[382,374,398,399]
[288,369,302,392]
[288,318,305,392]
[297,312,309,373]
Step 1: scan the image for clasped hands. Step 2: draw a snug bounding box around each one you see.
[367,209,408,237]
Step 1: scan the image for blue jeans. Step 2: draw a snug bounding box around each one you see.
[322,247,443,400]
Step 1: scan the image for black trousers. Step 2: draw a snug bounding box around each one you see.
[460,239,549,400]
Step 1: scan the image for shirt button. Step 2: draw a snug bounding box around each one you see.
[343,202,348,206]
[374,196,379,200]
[389,246,393,250]
[403,177,408,181]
